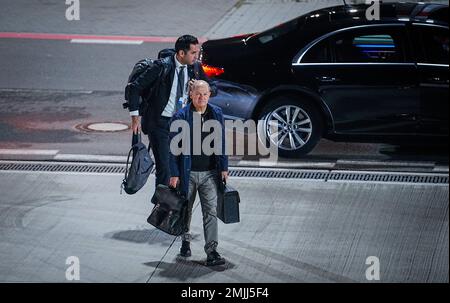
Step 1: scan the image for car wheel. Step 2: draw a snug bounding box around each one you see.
[258,96,323,158]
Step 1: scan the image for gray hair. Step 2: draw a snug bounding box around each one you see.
[191,80,211,92]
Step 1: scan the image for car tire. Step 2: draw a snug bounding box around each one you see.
[258,95,324,158]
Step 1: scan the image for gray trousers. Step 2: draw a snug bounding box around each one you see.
[182,170,219,254]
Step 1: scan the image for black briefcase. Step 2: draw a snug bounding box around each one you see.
[147,185,188,236]
[217,181,240,224]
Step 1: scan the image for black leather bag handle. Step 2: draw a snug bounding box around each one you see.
[168,182,187,200]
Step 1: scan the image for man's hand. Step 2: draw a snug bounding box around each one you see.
[169,177,179,189]
[131,116,141,134]
[188,79,196,92]
[221,171,229,183]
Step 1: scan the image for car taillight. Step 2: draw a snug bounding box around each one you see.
[201,64,225,78]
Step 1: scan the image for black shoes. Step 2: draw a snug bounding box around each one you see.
[206,250,226,266]
[180,240,191,257]
[180,242,225,266]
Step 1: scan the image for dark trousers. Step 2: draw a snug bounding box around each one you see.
[148,116,171,190]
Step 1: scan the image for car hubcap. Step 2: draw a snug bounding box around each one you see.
[264,105,313,151]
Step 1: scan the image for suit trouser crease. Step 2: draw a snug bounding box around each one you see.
[182,170,219,254]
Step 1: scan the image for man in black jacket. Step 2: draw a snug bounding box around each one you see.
[127,35,217,190]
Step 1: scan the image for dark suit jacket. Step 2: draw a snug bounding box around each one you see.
[127,55,217,128]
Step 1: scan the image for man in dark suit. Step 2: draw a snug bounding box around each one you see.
[127,35,217,190]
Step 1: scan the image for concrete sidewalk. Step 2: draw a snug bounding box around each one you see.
[0,170,447,282]
[0,0,237,37]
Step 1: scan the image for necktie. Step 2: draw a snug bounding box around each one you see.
[175,66,185,113]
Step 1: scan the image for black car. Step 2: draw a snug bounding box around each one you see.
[201,2,449,157]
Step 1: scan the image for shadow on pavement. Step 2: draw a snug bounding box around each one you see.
[105,228,204,245]
[105,228,176,247]
[143,257,235,282]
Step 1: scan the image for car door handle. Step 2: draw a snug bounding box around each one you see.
[316,76,340,83]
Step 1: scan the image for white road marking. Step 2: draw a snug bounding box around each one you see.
[53,154,128,162]
[336,159,436,167]
[0,149,59,155]
[433,166,449,173]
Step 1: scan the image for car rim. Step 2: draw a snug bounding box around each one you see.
[264,105,313,151]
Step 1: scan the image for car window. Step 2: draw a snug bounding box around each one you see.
[255,18,299,44]
[301,40,331,63]
[417,6,449,24]
[331,28,406,63]
[428,7,449,24]
[417,26,449,65]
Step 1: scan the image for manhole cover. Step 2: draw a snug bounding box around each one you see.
[75,122,130,133]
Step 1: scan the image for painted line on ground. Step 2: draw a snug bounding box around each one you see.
[70,39,143,45]
[53,154,128,162]
[0,32,207,43]
[433,166,449,173]
[336,159,436,168]
[0,149,59,156]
